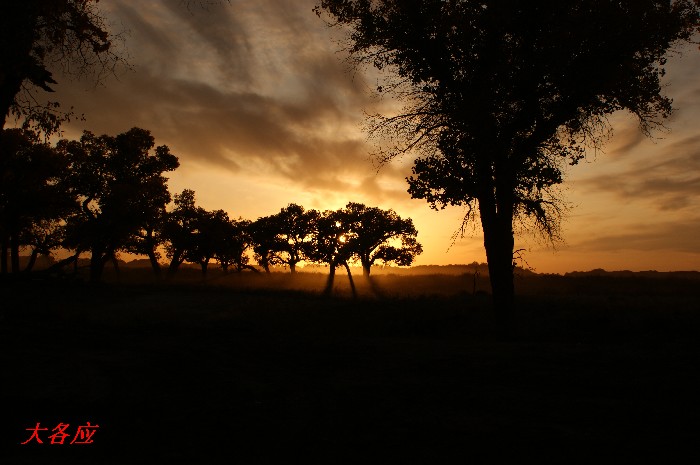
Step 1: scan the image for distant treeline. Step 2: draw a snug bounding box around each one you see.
[0,127,422,291]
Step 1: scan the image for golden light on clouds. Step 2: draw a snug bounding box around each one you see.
[48,0,700,273]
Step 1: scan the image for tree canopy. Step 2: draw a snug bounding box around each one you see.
[261,204,320,274]
[309,208,357,295]
[340,202,422,276]
[59,127,179,281]
[0,128,74,273]
[316,0,700,310]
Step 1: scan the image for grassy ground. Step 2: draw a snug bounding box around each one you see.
[2,272,700,463]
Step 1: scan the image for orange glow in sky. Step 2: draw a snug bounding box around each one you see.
[49,0,700,273]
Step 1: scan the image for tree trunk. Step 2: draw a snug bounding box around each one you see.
[361,258,371,277]
[478,196,515,313]
[323,262,336,296]
[343,262,357,299]
[167,252,183,278]
[289,262,297,274]
[89,251,106,282]
[200,259,209,276]
[45,252,79,274]
[24,248,39,272]
[147,249,162,277]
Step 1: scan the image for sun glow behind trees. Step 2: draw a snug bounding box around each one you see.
[6,0,698,275]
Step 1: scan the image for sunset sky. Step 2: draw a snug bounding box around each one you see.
[46,0,700,273]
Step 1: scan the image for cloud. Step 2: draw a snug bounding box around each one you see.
[578,133,700,211]
[573,218,700,254]
[50,0,410,199]
[160,0,253,84]
[42,0,700,271]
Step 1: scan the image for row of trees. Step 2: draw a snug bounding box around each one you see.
[0,126,422,285]
[0,127,178,280]
[163,195,422,293]
[8,1,694,309]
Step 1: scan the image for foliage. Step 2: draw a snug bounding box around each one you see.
[248,204,319,274]
[308,208,357,295]
[216,217,253,273]
[249,215,284,273]
[309,209,354,270]
[59,127,179,280]
[162,189,203,275]
[184,209,228,275]
[272,204,319,273]
[0,0,125,134]
[340,202,422,276]
[0,128,75,273]
[315,0,700,309]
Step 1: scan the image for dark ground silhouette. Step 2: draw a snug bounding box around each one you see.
[2,272,700,463]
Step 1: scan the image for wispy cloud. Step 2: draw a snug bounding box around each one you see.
[44,0,700,271]
[54,0,398,195]
[577,133,700,212]
[573,217,700,254]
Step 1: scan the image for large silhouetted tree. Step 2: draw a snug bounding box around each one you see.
[59,128,178,281]
[217,218,255,273]
[341,202,422,277]
[184,209,223,276]
[0,0,121,132]
[310,209,357,296]
[125,206,169,277]
[19,218,65,272]
[249,215,283,273]
[316,0,700,310]
[0,128,75,274]
[273,204,319,274]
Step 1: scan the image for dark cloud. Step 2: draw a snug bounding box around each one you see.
[161,0,253,84]
[112,3,177,61]
[56,66,375,191]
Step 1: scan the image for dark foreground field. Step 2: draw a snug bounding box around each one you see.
[2,272,700,463]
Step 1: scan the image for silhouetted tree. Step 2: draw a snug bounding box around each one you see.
[249,215,283,273]
[273,204,319,274]
[310,209,356,296]
[59,128,179,281]
[0,128,75,274]
[185,209,224,276]
[162,189,202,276]
[125,207,168,277]
[341,202,422,277]
[316,0,700,310]
[216,218,255,273]
[19,218,65,272]
[183,209,253,275]
[0,0,122,133]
